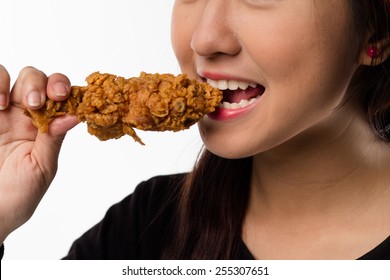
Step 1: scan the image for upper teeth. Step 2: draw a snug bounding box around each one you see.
[207,79,257,90]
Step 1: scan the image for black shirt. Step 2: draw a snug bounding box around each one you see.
[2,174,389,259]
[63,174,184,260]
[62,173,390,260]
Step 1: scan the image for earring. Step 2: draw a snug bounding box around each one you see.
[367,46,380,58]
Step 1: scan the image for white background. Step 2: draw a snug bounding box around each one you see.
[0,0,204,259]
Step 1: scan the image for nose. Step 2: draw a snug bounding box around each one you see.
[190,2,241,58]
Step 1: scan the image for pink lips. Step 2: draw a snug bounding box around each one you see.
[207,101,258,121]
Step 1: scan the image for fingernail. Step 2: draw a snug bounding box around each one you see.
[53,83,68,97]
[27,91,42,107]
[0,94,7,110]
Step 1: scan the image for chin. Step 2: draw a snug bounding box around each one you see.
[199,126,255,160]
[201,138,256,159]
[199,129,283,160]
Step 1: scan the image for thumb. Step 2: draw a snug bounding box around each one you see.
[31,115,79,177]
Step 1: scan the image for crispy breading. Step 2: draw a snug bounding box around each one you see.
[24,72,222,144]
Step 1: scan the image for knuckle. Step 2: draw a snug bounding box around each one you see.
[20,65,37,75]
[19,66,47,81]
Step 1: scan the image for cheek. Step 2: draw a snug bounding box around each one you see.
[243,21,356,118]
[171,7,195,75]
[238,1,354,86]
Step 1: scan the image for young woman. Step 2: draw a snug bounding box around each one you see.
[1,0,390,259]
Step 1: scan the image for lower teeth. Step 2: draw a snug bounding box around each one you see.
[218,97,257,109]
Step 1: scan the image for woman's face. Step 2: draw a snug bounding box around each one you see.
[171,0,360,158]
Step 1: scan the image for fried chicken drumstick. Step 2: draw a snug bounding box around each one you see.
[24,72,222,145]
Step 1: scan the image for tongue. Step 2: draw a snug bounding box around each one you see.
[223,86,264,103]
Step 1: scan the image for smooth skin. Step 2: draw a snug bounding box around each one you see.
[171,0,390,259]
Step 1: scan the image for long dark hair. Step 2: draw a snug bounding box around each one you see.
[165,0,390,259]
[348,0,390,141]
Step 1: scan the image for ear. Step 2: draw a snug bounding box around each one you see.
[359,37,390,66]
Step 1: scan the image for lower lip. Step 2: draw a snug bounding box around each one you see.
[207,99,259,121]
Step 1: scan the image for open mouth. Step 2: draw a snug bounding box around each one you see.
[206,79,265,109]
